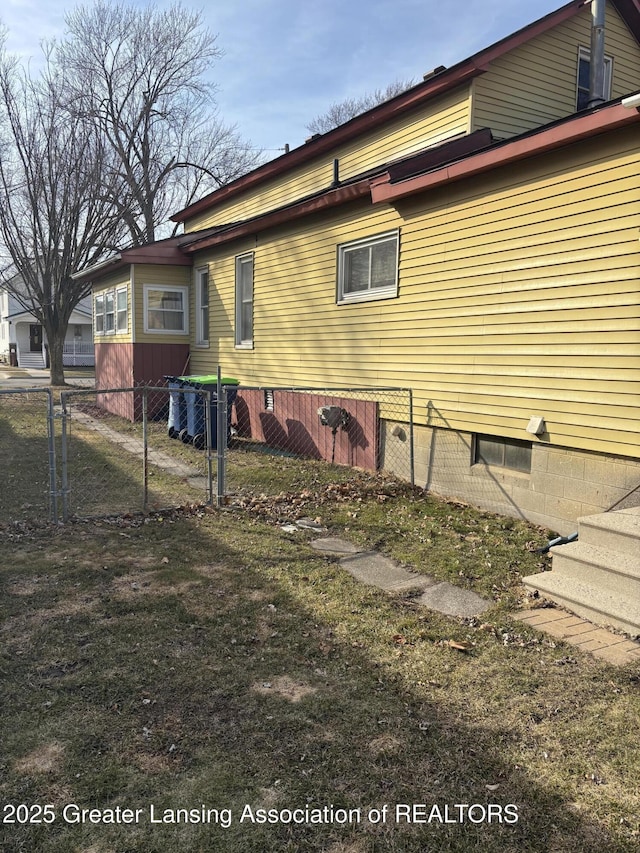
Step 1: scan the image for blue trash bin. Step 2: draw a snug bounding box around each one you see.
[165,376,187,439]
[179,375,239,449]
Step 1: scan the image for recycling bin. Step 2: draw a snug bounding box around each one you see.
[165,375,187,439]
[179,375,239,449]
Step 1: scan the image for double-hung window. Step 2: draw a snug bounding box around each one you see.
[104,291,115,333]
[235,253,254,348]
[116,288,128,333]
[576,46,612,110]
[144,285,188,334]
[337,231,399,304]
[95,286,128,335]
[94,293,105,334]
[196,267,210,346]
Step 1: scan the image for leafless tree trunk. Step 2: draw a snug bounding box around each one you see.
[0,43,125,385]
[57,1,261,244]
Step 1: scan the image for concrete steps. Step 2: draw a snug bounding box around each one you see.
[524,506,640,637]
[19,352,45,369]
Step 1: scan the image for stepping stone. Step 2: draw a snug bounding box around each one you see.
[339,552,434,594]
[310,538,363,555]
[416,582,490,618]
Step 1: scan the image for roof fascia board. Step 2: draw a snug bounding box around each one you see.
[370,102,640,204]
[612,0,640,41]
[172,1,588,225]
[183,180,371,253]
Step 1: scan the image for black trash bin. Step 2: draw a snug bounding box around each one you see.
[165,375,188,439]
[179,375,239,449]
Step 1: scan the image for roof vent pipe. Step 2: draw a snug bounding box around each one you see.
[588,0,606,108]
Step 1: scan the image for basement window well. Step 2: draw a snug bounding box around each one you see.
[473,434,532,473]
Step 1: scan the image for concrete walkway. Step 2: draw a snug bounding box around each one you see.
[308,535,640,665]
[310,536,491,618]
[70,409,208,490]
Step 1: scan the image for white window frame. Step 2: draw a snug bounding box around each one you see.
[576,46,613,111]
[94,286,128,336]
[104,291,115,333]
[143,285,189,335]
[116,286,128,333]
[195,267,210,347]
[337,230,399,305]
[94,293,105,335]
[235,253,254,348]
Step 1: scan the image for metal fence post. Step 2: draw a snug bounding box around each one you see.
[142,386,148,510]
[45,389,58,523]
[203,388,213,505]
[216,367,226,507]
[60,392,70,522]
[409,389,415,487]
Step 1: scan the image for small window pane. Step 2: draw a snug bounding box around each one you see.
[578,56,590,91]
[476,436,504,467]
[116,289,127,332]
[344,246,370,294]
[371,241,396,289]
[475,435,531,473]
[504,441,532,473]
[95,295,104,333]
[104,292,115,332]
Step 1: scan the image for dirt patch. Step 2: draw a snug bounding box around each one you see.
[324,842,368,853]
[256,786,282,809]
[252,675,318,702]
[14,741,64,774]
[368,734,403,756]
[7,575,51,596]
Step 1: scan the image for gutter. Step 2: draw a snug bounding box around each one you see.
[370,100,640,204]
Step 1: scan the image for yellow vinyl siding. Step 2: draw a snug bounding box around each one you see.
[472,2,640,138]
[93,270,132,343]
[190,123,639,460]
[133,264,192,343]
[184,88,471,232]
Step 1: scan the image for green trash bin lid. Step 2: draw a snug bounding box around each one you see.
[179,374,239,385]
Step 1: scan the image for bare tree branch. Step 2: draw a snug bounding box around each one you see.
[56,1,262,244]
[0,41,126,384]
[306,79,416,135]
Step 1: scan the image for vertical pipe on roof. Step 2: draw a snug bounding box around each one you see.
[588,0,606,108]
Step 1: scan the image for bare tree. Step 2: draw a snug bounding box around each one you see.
[0,45,125,385]
[306,80,416,135]
[57,1,260,244]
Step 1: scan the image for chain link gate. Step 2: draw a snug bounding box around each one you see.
[0,387,59,524]
[57,385,220,521]
[1,377,414,524]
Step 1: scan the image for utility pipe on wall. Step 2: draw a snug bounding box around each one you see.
[588,0,606,108]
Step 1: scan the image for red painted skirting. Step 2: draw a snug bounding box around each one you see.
[234,389,379,471]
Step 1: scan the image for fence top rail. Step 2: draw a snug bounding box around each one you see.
[236,386,412,393]
[61,385,207,398]
[0,386,53,397]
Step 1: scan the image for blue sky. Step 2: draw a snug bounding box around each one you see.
[2,0,563,153]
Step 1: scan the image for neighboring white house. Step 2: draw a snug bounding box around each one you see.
[0,279,94,368]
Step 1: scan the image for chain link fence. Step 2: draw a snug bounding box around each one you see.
[227,385,414,499]
[0,388,58,525]
[0,379,414,524]
[59,386,216,521]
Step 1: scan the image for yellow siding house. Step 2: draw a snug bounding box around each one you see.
[77,0,640,533]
